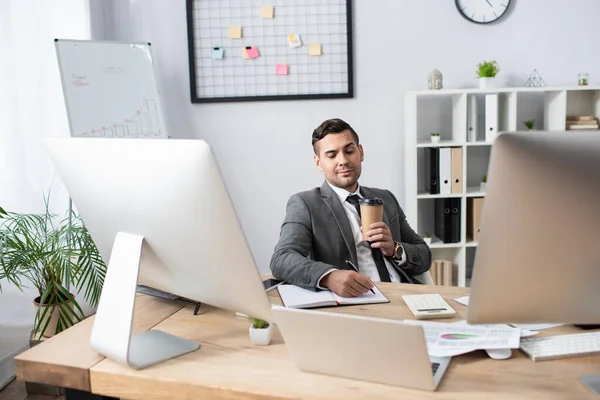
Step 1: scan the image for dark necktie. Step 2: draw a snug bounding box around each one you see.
[346,194,392,282]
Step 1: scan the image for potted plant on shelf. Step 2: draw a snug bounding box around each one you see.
[523,119,535,130]
[423,232,432,246]
[480,174,488,192]
[248,316,272,346]
[476,60,500,89]
[0,197,107,339]
[430,132,441,143]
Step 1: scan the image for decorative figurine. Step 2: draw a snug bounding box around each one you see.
[428,69,443,90]
[524,69,546,87]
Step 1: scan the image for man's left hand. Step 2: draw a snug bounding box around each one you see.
[365,222,395,257]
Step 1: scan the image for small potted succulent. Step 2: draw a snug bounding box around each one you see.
[523,119,535,130]
[430,132,441,143]
[248,317,272,346]
[480,174,488,192]
[476,60,500,89]
[423,232,432,246]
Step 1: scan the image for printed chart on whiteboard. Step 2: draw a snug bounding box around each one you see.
[55,39,168,138]
[186,0,353,103]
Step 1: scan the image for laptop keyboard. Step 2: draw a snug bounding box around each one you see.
[431,362,440,375]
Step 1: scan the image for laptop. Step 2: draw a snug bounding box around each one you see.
[272,306,451,391]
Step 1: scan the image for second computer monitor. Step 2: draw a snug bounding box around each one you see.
[468,131,600,325]
[46,138,273,368]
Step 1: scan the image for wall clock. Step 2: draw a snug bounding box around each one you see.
[455,0,511,24]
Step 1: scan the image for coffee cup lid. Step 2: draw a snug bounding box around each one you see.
[359,197,384,206]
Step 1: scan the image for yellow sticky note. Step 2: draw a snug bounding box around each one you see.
[242,47,248,59]
[260,6,274,19]
[289,34,296,42]
[309,43,322,56]
[229,26,242,39]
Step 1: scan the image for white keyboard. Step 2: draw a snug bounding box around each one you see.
[401,294,456,320]
[520,331,600,361]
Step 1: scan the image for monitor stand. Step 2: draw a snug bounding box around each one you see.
[581,375,600,396]
[90,232,199,370]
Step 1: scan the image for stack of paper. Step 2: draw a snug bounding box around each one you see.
[403,320,522,357]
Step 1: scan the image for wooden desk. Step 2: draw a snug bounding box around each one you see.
[15,284,600,399]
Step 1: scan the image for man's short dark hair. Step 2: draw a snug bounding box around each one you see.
[312,118,360,154]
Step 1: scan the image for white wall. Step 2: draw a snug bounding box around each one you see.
[99,0,600,272]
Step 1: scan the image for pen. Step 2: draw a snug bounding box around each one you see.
[345,260,376,294]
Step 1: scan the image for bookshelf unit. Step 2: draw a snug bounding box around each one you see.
[405,85,600,287]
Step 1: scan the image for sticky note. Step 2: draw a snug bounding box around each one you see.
[212,47,224,59]
[229,26,242,39]
[287,34,301,49]
[246,46,259,59]
[242,47,248,59]
[309,43,322,56]
[276,64,288,75]
[261,6,274,19]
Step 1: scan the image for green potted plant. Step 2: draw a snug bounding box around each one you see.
[523,119,535,130]
[248,316,272,346]
[423,232,432,246]
[480,174,488,192]
[430,132,441,143]
[476,60,500,89]
[0,197,107,339]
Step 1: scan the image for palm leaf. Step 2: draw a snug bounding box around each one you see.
[1,196,107,336]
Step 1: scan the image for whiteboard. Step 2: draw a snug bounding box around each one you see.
[55,39,167,138]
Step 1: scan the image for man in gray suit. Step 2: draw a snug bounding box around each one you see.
[270,118,431,297]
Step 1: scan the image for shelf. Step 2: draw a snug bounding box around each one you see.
[466,187,485,197]
[416,140,463,148]
[465,240,478,247]
[466,141,493,147]
[408,85,600,97]
[428,238,463,249]
[417,191,462,199]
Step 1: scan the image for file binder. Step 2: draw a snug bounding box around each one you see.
[442,260,453,286]
[439,148,452,195]
[451,147,463,194]
[426,148,440,194]
[485,94,498,142]
[436,260,443,286]
[468,95,478,142]
[450,198,461,243]
[429,260,438,285]
[468,197,484,242]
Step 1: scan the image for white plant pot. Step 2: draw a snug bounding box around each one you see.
[478,77,496,89]
[249,324,272,346]
[431,136,440,143]
[480,182,487,192]
[33,296,74,338]
[423,237,432,246]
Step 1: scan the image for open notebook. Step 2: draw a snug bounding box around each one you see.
[277,284,390,309]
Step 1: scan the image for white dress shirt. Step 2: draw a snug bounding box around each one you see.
[317,182,407,288]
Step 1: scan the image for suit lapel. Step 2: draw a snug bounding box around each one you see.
[320,182,357,266]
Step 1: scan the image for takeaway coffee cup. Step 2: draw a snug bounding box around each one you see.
[359,197,384,241]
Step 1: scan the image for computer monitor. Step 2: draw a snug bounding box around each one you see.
[46,138,273,369]
[468,130,600,325]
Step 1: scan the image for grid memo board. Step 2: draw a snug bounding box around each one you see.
[186,0,353,103]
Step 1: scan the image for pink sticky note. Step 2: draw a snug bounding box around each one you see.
[246,46,259,59]
[276,64,288,75]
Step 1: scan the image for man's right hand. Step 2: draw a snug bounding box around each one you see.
[321,270,374,298]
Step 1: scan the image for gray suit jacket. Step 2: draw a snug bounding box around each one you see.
[270,182,431,290]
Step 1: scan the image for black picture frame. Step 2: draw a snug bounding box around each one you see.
[186,0,354,103]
